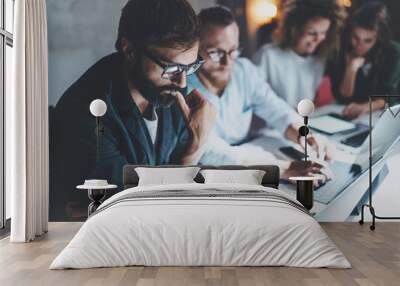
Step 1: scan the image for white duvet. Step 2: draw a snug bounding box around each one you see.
[50,183,350,269]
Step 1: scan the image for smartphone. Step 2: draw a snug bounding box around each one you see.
[279,146,307,161]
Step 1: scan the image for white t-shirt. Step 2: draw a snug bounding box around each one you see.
[253,43,325,108]
[143,111,158,145]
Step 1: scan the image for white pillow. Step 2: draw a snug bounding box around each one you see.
[135,167,200,186]
[200,169,266,185]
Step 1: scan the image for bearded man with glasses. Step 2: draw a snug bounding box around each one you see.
[51,0,216,221]
[188,6,334,183]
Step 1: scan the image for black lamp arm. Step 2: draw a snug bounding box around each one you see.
[94,117,105,163]
[359,94,400,230]
[298,117,310,163]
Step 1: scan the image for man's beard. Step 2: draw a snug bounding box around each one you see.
[127,57,187,108]
[200,68,231,92]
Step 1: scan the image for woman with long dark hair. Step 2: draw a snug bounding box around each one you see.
[329,1,400,118]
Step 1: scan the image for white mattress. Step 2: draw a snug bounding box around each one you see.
[50,183,350,269]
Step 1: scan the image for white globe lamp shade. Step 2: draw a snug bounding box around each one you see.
[297,99,315,117]
[90,99,107,117]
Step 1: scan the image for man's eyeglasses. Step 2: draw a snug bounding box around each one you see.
[206,48,242,63]
[143,51,205,80]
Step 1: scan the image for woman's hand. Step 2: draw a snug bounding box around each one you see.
[347,54,365,72]
[339,54,366,98]
[342,99,386,119]
[342,102,369,119]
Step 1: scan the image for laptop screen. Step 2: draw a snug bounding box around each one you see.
[354,104,400,171]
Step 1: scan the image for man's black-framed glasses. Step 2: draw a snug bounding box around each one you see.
[206,48,242,63]
[144,51,205,80]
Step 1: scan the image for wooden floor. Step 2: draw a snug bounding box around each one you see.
[0,222,399,286]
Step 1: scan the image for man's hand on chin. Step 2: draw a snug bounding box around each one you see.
[176,89,217,164]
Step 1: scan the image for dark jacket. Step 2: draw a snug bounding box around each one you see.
[328,41,400,104]
[50,53,190,220]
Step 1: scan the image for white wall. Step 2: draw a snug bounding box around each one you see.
[47,0,216,106]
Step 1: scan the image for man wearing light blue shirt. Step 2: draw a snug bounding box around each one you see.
[189,6,333,180]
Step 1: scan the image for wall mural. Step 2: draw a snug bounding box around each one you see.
[48,0,400,222]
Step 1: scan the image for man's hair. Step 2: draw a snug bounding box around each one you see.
[198,6,236,34]
[115,0,199,52]
[275,0,346,59]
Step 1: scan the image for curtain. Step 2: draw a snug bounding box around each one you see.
[7,0,49,242]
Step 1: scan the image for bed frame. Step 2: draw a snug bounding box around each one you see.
[123,165,280,189]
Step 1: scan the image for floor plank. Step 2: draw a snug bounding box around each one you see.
[0,222,399,286]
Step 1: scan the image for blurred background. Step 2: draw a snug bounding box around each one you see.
[219,0,400,55]
[47,0,400,106]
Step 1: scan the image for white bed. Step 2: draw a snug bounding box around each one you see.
[50,183,351,269]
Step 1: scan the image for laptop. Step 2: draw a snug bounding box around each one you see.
[340,129,369,148]
[284,104,400,204]
[339,105,400,150]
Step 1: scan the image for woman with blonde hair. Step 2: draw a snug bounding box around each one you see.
[253,0,346,107]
